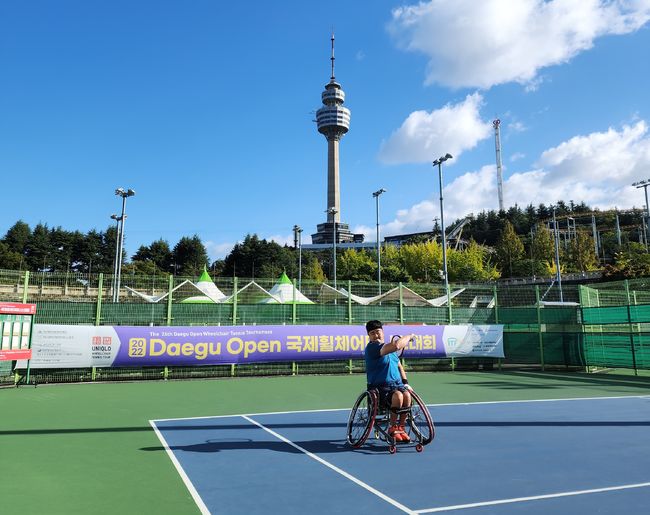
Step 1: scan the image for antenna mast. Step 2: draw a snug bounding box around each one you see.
[330,32,335,80]
[493,119,505,211]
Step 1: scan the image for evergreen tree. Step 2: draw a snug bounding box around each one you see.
[3,220,31,254]
[495,221,524,277]
[172,235,209,277]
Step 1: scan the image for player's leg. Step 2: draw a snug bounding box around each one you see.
[388,389,407,442]
[398,388,411,442]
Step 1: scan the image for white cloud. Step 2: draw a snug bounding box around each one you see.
[205,241,236,260]
[508,121,527,133]
[510,152,526,162]
[389,0,650,89]
[380,120,650,233]
[378,92,492,164]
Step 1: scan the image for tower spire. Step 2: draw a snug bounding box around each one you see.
[330,32,335,81]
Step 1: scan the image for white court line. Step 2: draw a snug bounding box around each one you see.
[241,415,417,515]
[149,420,210,515]
[415,482,650,513]
[151,394,649,422]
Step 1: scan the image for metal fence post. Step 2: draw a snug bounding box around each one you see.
[95,273,103,326]
[493,285,501,371]
[166,275,173,326]
[399,282,404,324]
[535,285,545,371]
[348,280,353,324]
[292,279,297,325]
[624,280,638,376]
[232,277,238,325]
[21,271,30,304]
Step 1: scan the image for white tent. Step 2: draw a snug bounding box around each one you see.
[318,284,464,306]
[221,281,281,304]
[259,273,313,304]
[180,268,227,303]
[125,268,227,304]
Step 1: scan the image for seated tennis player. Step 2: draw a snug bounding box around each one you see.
[364,320,414,443]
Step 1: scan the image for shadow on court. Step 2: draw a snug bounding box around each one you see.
[452,370,650,391]
[140,439,351,454]
[3,418,650,437]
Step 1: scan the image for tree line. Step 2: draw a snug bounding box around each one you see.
[1,200,649,281]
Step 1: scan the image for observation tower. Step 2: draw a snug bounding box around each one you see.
[311,35,356,244]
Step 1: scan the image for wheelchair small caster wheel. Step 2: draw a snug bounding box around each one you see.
[389,445,397,454]
[416,444,423,452]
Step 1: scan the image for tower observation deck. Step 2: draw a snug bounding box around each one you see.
[311,34,360,245]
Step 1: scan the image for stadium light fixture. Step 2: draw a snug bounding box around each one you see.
[372,188,386,295]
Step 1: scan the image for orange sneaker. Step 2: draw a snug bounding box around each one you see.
[389,425,408,442]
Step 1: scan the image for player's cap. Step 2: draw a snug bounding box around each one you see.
[365,320,383,333]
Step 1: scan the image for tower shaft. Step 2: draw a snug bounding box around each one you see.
[493,119,505,211]
[327,139,341,223]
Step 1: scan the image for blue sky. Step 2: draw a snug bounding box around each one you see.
[2,0,650,261]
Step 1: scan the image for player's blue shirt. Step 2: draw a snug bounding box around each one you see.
[364,340,403,388]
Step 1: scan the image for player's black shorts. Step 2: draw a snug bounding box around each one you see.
[371,383,408,408]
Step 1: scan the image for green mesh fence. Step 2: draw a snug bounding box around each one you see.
[3,269,650,384]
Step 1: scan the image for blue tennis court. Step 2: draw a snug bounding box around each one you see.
[151,396,650,514]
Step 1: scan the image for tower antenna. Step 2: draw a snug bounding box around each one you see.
[493,119,505,211]
[330,31,335,80]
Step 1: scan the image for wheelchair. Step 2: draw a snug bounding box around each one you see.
[346,385,435,454]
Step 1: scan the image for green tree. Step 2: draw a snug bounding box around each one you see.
[0,242,23,269]
[172,235,209,277]
[3,220,31,254]
[25,223,51,271]
[338,249,376,281]
[448,240,500,282]
[399,241,441,282]
[566,229,598,272]
[603,243,650,279]
[381,245,411,283]
[495,221,524,277]
[302,258,326,282]
[133,239,173,273]
[531,225,555,275]
[223,234,296,279]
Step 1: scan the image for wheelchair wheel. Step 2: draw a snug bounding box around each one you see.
[346,390,377,448]
[407,390,434,445]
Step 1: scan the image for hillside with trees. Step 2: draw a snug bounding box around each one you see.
[2,200,649,282]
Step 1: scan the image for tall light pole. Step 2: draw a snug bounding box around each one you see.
[293,225,303,289]
[433,154,453,300]
[327,207,338,289]
[633,179,650,247]
[552,208,564,302]
[373,188,386,294]
[110,213,122,302]
[114,188,135,303]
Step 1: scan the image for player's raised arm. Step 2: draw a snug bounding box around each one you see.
[380,333,414,356]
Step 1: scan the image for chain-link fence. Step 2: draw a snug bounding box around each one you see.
[2,269,648,384]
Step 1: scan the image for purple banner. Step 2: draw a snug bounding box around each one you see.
[112,325,447,366]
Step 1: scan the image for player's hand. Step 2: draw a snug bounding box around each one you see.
[404,383,412,391]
